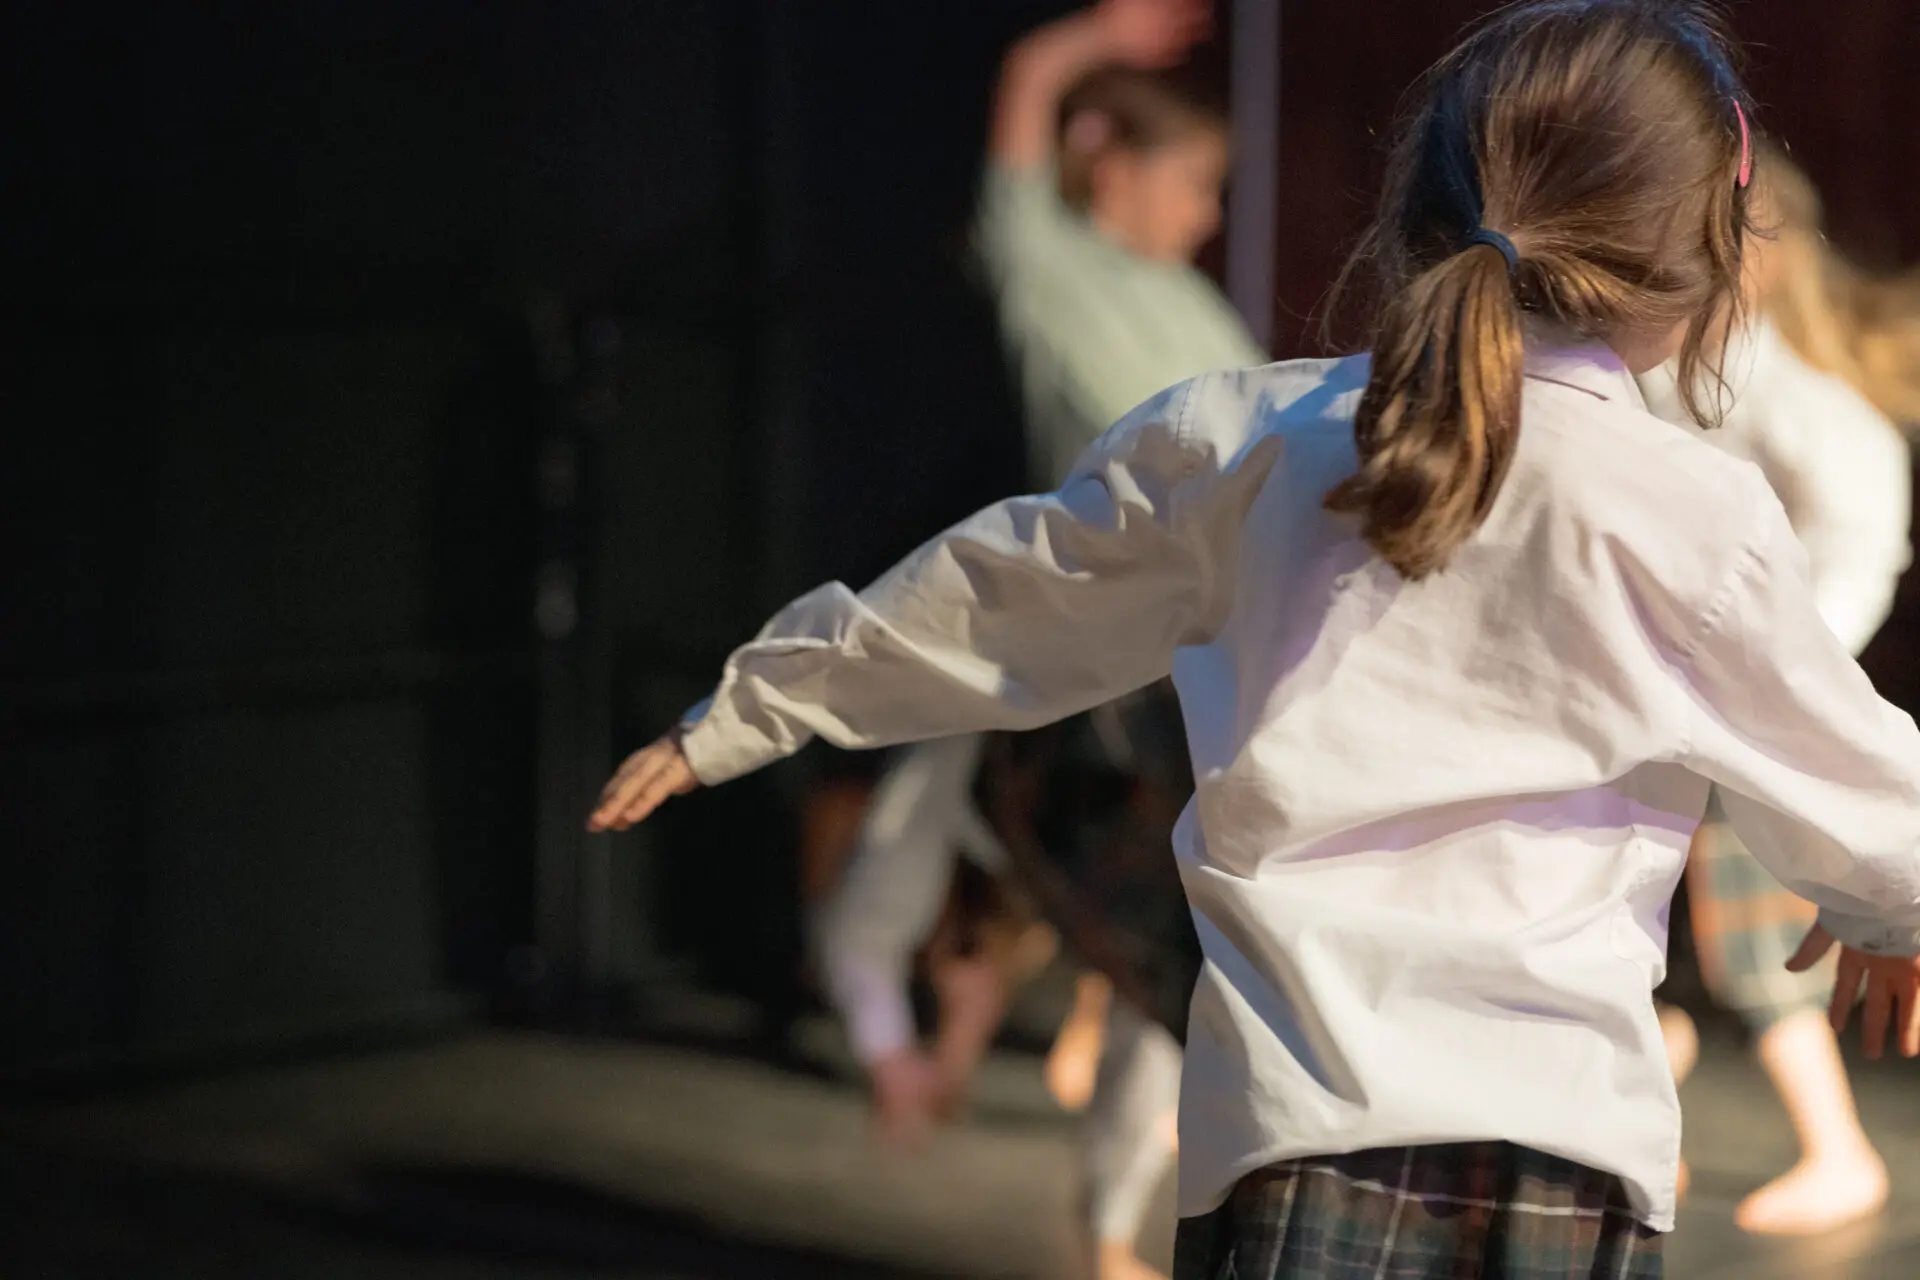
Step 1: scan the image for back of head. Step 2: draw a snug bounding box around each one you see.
[1055,66,1225,211]
[1328,0,1755,579]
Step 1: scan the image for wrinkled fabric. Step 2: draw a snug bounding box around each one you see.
[1640,319,1911,653]
[680,345,1920,1230]
[1642,320,1912,1035]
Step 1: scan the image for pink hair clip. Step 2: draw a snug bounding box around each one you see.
[1734,100,1752,189]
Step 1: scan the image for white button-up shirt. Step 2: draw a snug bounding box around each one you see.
[680,343,1920,1231]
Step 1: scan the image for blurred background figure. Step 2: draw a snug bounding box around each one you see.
[9,2,1920,1278]
[808,3,1266,1276]
[1640,137,1920,1237]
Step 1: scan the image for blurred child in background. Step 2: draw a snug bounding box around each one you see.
[1640,138,1919,1235]
[810,2,1262,1275]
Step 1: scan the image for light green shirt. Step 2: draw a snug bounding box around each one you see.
[976,161,1268,488]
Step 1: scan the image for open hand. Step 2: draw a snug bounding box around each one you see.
[1092,0,1213,69]
[1788,923,1920,1059]
[587,733,699,832]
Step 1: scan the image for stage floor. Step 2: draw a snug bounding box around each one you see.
[4,1011,1917,1278]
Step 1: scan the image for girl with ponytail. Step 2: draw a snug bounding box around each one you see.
[593,4,1920,1275]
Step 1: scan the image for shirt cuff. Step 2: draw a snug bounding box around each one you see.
[1818,909,1920,957]
[677,692,783,787]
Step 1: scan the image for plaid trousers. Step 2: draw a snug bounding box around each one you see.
[1173,1143,1662,1280]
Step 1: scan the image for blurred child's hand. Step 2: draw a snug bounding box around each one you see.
[587,733,698,832]
[1787,923,1920,1059]
[1092,0,1213,69]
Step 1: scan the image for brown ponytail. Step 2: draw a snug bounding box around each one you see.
[1328,1,1755,580]
[1327,242,1525,580]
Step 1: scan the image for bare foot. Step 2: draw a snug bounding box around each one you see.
[1734,1149,1889,1236]
[1658,1003,1699,1086]
[1096,1239,1169,1280]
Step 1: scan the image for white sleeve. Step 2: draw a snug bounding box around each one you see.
[811,736,989,1063]
[819,948,917,1065]
[1774,383,1912,655]
[1681,480,1920,956]
[1636,337,1911,657]
[679,377,1252,785]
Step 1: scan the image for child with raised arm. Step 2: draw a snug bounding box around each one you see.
[811,3,1257,1275]
[595,3,1920,1274]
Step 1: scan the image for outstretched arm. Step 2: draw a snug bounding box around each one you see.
[989,0,1212,172]
[591,374,1264,831]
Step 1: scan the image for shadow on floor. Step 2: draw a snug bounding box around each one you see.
[327,1161,972,1279]
[0,1141,969,1280]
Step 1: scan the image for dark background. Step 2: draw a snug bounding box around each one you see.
[4,0,1917,1084]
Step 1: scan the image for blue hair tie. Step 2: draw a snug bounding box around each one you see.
[1466,227,1519,271]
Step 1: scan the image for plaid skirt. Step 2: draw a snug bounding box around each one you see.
[1173,1144,1661,1280]
[1684,790,1831,1034]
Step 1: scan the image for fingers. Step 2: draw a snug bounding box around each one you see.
[587,751,662,831]
[1899,977,1920,1059]
[586,739,693,832]
[616,756,693,827]
[1861,975,1893,1060]
[1829,951,1862,1037]
[600,746,662,802]
[1784,923,1835,972]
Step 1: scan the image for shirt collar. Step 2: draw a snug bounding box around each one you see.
[1522,331,1648,413]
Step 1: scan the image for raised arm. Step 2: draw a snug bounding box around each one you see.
[590,374,1266,830]
[990,0,1211,172]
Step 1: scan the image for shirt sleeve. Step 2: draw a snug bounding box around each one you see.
[974,160,1080,294]
[1773,383,1912,655]
[1045,285,1270,436]
[819,947,917,1064]
[972,161,1268,488]
[1680,479,1920,956]
[678,376,1245,786]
